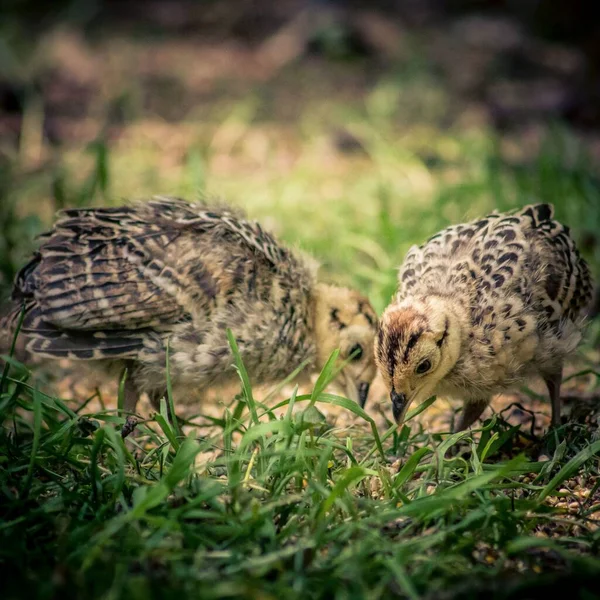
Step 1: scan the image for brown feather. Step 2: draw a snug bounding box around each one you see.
[2,196,378,417]
[379,203,594,430]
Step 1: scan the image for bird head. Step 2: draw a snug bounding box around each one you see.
[313,284,378,407]
[375,296,464,425]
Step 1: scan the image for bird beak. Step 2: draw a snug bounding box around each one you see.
[358,382,370,408]
[391,390,410,424]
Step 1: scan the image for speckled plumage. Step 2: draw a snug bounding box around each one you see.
[2,197,378,422]
[376,203,593,430]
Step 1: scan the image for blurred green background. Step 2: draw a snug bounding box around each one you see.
[1,0,600,314]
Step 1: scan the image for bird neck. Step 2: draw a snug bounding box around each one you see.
[424,294,469,378]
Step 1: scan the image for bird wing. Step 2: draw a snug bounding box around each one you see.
[457,203,592,322]
[12,197,298,360]
[11,204,195,359]
[515,203,594,320]
[15,205,193,332]
[397,215,501,297]
[142,197,292,267]
[463,203,592,318]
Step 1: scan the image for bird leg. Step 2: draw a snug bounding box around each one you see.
[543,369,563,428]
[123,370,141,416]
[455,399,489,432]
[121,363,141,439]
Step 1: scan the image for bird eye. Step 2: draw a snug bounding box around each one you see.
[416,359,431,374]
[348,344,363,361]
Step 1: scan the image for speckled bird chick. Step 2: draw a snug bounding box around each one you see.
[375,204,593,431]
[2,197,378,422]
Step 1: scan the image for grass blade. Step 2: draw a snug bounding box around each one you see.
[537,440,600,503]
[405,396,437,422]
[227,329,259,426]
[89,427,106,508]
[239,419,294,451]
[394,447,433,491]
[165,339,181,438]
[103,426,126,503]
[317,466,372,518]
[117,367,127,416]
[309,349,340,407]
[21,387,42,499]
[155,400,180,452]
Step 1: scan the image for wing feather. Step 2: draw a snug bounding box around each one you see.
[11,197,297,361]
[397,202,593,325]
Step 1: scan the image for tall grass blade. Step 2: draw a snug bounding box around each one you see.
[165,339,181,438]
[21,387,42,498]
[537,440,600,503]
[226,329,259,426]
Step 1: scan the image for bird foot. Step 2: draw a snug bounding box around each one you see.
[121,415,139,439]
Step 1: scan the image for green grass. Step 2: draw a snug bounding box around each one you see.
[2,61,600,598]
[2,336,600,599]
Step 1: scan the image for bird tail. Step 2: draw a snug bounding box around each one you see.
[514,203,554,226]
[517,203,595,317]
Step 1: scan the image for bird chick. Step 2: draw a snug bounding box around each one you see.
[2,197,378,423]
[375,203,593,431]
